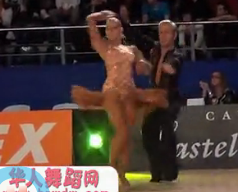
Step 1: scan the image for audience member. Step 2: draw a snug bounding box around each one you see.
[209,2,237,21]
[200,71,237,105]
[119,4,139,45]
[119,4,130,24]
[142,0,170,23]
[178,11,204,59]
[179,0,211,20]
[106,0,120,13]
[121,0,142,23]
[81,0,107,22]
[0,0,22,43]
[50,0,80,25]
[39,0,56,25]
[1,0,13,28]
[170,0,182,21]
[21,0,55,27]
[205,2,237,58]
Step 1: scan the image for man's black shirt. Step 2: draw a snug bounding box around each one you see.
[150,43,183,103]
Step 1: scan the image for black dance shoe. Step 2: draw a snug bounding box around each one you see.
[150,178,161,183]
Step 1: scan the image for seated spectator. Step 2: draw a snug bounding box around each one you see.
[121,0,142,23]
[205,2,237,59]
[119,4,130,24]
[209,2,237,21]
[179,0,211,21]
[0,0,15,44]
[106,0,121,13]
[26,0,56,26]
[12,0,42,27]
[199,71,237,105]
[119,4,137,45]
[178,12,204,59]
[0,0,13,28]
[170,0,182,21]
[81,0,107,21]
[142,0,169,23]
[72,0,108,56]
[12,0,48,44]
[50,0,80,25]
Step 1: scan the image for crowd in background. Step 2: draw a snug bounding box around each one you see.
[0,0,237,26]
[0,0,238,104]
[0,0,237,64]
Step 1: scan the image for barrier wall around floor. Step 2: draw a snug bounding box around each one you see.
[128,104,238,171]
[0,110,72,166]
[0,105,237,170]
[72,105,238,171]
[1,61,238,111]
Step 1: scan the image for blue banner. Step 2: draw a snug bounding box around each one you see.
[0,61,238,111]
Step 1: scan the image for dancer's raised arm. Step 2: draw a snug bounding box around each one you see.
[86,11,116,59]
[132,46,152,75]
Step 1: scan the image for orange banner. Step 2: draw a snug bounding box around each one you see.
[0,110,72,166]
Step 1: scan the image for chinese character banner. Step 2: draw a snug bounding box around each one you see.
[0,166,118,192]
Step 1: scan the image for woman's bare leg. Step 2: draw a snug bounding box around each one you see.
[118,143,130,185]
[117,98,136,185]
[103,90,129,185]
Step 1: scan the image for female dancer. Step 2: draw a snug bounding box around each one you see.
[72,10,168,190]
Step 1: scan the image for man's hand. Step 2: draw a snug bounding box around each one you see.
[162,63,175,74]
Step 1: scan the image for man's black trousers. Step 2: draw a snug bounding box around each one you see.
[142,105,179,181]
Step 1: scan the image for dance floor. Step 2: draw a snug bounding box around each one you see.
[126,169,238,192]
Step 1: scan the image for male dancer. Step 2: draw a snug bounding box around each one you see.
[142,20,183,182]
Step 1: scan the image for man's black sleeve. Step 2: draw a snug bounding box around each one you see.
[165,51,183,74]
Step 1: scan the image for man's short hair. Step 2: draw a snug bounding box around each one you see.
[159,20,177,32]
